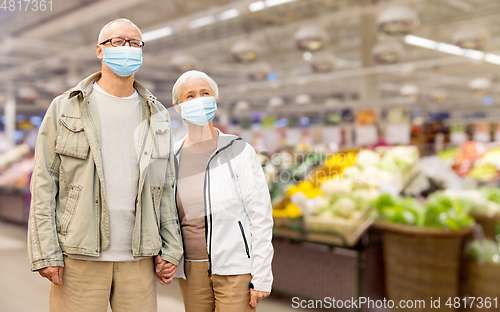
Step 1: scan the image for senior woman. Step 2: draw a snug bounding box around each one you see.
[156,70,273,312]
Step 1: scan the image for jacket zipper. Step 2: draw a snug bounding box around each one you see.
[173,151,187,279]
[238,221,251,258]
[203,138,243,277]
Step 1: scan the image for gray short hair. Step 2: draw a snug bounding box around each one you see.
[172,70,219,105]
[97,18,142,44]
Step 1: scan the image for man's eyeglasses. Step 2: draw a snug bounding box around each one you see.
[100,37,145,48]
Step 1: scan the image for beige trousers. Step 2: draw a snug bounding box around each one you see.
[178,261,255,312]
[50,256,156,312]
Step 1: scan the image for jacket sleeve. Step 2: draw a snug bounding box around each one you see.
[27,99,64,271]
[159,114,183,266]
[238,142,274,292]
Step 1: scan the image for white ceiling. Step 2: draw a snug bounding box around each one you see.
[1,0,500,118]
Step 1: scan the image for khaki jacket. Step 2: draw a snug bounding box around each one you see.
[28,72,183,271]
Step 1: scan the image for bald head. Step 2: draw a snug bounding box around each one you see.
[97,18,142,45]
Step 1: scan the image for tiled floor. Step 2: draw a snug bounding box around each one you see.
[0,221,307,312]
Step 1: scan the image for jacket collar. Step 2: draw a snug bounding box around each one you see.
[174,128,241,157]
[68,71,156,101]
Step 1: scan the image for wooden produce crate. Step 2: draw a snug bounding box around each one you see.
[303,208,374,247]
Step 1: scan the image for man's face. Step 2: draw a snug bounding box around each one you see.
[96,22,142,62]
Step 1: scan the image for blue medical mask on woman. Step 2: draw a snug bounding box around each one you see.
[102,46,143,77]
[179,96,217,126]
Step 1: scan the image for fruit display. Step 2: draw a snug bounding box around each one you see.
[439,142,500,181]
[267,152,326,202]
[467,164,498,181]
[437,147,459,165]
[374,193,474,230]
[0,157,34,188]
[0,144,31,170]
[0,144,34,189]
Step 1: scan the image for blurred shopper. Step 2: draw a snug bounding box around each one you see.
[156,70,273,311]
[27,18,182,312]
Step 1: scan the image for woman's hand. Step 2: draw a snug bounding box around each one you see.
[154,254,177,285]
[249,289,270,309]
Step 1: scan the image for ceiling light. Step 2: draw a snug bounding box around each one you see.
[310,52,336,73]
[372,42,405,64]
[452,25,490,50]
[218,9,239,21]
[142,26,173,42]
[463,49,484,60]
[377,6,419,36]
[485,54,500,65]
[294,25,330,51]
[266,0,297,7]
[436,42,463,55]
[404,34,500,64]
[249,1,265,11]
[188,16,216,29]
[235,101,251,112]
[404,35,437,49]
[400,84,419,98]
[469,77,491,93]
[231,40,260,63]
[170,54,197,72]
[268,97,284,109]
[248,62,272,81]
[295,94,312,105]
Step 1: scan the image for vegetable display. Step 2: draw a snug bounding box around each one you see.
[467,240,500,265]
[374,193,474,230]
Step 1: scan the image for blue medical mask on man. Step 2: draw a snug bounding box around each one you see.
[179,96,217,126]
[102,46,143,77]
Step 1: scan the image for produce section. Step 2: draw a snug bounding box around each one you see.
[268,142,500,310]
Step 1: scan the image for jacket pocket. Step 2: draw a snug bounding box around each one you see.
[151,120,170,159]
[151,185,164,225]
[55,116,90,159]
[238,221,250,258]
[59,185,83,236]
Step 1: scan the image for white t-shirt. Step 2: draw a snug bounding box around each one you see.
[68,83,142,262]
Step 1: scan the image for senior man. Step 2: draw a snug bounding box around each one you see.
[27,18,182,312]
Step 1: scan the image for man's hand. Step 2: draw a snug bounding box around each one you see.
[154,255,177,285]
[38,266,64,285]
[249,289,270,309]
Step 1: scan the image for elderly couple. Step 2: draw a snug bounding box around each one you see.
[27,18,273,312]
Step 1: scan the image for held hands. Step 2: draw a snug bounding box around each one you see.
[154,254,177,285]
[38,266,64,285]
[250,289,270,309]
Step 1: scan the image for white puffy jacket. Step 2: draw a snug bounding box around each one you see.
[173,129,274,292]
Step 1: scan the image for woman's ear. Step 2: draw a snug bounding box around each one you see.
[173,103,182,115]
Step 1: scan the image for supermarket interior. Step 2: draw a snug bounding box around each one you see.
[2,0,500,311]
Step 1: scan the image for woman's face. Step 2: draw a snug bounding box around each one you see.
[179,78,214,104]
